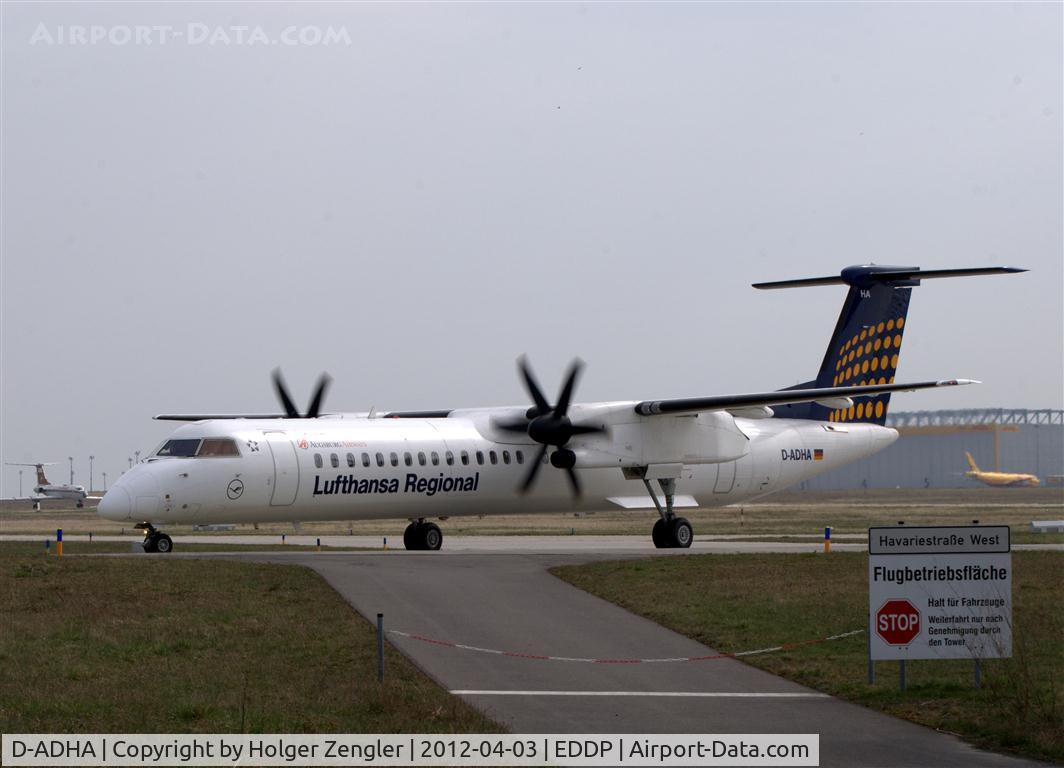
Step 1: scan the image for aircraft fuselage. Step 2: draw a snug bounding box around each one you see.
[98,413,897,525]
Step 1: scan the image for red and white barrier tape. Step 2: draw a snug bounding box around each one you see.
[388,628,864,664]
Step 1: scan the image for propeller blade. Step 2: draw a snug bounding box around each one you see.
[564,466,582,498]
[305,373,333,418]
[518,356,552,416]
[554,358,584,415]
[492,416,531,434]
[271,368,300,418]
[519,444,549,494]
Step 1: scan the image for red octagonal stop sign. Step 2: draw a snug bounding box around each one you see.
[876,599,921,645]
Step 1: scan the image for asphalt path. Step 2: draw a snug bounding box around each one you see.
[208,547,1043,768]
[4,533,1061,555]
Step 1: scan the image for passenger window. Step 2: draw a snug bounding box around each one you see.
[404,452,413,467]
[460,451,469,466]
[515,450,524,465]
[476,450,484,465]
[502,450,511,465]
[375,452,385,467]
[314,453,323,469]
[489,450,498,465]
[390,452,399,467]
[418,451,427,466]
[446,451,455,466]
[362,452,371,468]
[197,438,240,457]
[330,453,339,468]
[346,453,355,467]
[431,451,440,466]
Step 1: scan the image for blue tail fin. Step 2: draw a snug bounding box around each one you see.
[756,264,1025,425]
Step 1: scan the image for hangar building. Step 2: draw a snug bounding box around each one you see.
[801,409,1064,490]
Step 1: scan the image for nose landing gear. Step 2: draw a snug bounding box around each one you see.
[643,478,693,549]
[136,522,173,553]
[403,519,443,551]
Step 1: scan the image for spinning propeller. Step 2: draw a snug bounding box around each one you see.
[494,356,607,497]
[272,368,332,418]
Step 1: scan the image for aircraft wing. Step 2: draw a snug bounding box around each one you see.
[155,410,452,421]
[154,413,303,421]
[634,379,977,416]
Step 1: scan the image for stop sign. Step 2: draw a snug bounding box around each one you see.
[876,599,921,645]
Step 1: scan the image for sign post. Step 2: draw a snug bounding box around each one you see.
[868,525,1012,688]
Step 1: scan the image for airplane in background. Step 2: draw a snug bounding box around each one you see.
[96,264,1025,553]
[4,462,100,510]
[963,451,1041,487]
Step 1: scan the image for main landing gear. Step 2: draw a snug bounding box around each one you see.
[136,522,173,553]
[403,519,443,551]
[643,478,693,549]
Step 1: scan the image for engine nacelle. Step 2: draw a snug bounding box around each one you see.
[561,409,750,469]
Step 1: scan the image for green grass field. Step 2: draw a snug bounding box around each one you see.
[553,551,1063,763]
[0,542,500,733]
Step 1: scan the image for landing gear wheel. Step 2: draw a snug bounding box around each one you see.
[669,517,693,549]
[155,533,173,553]
[402,521,443,551]
[76,501,84,508]
[142,534,158,553]
[403,522,420,551]
[652,519,669,549]
[420,522,443,551]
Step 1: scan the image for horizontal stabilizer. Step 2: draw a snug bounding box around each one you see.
[753,265,1026,290]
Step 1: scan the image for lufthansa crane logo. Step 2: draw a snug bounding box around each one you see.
[226,479,244,500]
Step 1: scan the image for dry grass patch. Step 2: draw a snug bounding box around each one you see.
[0,546,500,733]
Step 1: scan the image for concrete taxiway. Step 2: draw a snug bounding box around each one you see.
[184,545,1041,768]
[4,533,1061,555]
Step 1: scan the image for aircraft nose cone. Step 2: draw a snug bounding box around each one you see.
[97,486,131,521]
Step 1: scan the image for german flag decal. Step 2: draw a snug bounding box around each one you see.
[814,449,824,461]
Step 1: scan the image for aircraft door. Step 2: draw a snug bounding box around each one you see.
[264,432,300,506]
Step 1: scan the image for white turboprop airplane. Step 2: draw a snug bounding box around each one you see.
[5,462,98,509]
[96,264,1024,553]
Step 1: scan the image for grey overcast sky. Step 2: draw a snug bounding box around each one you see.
[1,2,1061,496]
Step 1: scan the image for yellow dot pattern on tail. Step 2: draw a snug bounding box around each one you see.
[831,318,905,423]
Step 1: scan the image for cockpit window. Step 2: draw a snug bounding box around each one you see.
[155,437,242,458]
[198,438,241,457]
[156,439,201,457]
